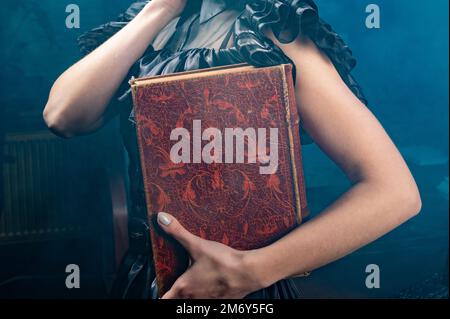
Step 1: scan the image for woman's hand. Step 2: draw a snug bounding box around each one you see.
[148,0,187,18]
[157,212,266,299]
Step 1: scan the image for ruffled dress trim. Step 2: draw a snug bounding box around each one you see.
[235,0,367,104]
[78,0,367,105]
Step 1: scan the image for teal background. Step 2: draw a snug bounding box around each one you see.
[0,0,448,298]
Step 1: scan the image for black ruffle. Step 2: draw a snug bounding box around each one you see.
[243,0,319,43]
[135,47,243,78]
[77,0,366,104]
[235,0,367,104]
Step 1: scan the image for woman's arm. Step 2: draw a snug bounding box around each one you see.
[157,34,422,299]
[244,35,422,287]
[43,0,186,138]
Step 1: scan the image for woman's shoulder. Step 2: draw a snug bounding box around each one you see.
[234,0,367,105]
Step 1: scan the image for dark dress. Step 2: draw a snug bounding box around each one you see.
[78,0,366,299]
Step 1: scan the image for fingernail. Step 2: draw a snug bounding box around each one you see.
[158,212,172,226]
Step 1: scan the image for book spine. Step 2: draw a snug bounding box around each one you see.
[280,64,309,223]
[131,84,175,297]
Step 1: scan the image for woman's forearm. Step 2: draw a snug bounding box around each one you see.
[44,2,176,137]
[246,179,421,288]
[239,33,423,290]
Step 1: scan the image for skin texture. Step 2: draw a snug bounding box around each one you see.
[43,1,422,299]
[43,0,187,137]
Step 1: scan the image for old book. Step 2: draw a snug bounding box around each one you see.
[131,64,308,297]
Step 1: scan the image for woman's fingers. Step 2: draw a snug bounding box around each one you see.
[161,287,178,299]
[157,212,202,258]
[161,274,190,299]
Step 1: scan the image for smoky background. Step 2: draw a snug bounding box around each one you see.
[0,0,448,298]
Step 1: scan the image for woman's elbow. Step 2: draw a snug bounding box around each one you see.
[43,99,77,139]
[396,176,422,220]
[408,186,423,217]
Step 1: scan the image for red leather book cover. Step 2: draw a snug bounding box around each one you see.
[131,64,308,297]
